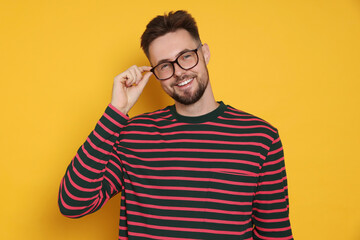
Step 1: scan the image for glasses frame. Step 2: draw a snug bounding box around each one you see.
[150,44,203,80]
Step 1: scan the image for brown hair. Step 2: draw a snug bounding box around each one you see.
[141,10,201,57]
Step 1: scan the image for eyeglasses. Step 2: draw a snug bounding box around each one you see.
[150,44,202,80]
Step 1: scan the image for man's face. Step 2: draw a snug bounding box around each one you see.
[148,29,210,105]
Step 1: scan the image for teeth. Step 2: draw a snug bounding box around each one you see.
[177,78,193,86]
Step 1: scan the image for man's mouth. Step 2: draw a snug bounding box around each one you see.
[176,78,194,87]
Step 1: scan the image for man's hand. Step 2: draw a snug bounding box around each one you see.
[111,65,153,115]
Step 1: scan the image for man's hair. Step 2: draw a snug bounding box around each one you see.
[141,10,201,58]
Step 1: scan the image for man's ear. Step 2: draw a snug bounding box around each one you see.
[202,43,210,64]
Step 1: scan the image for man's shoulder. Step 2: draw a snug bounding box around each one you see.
[222,104,278,133]
[128,105,174,123]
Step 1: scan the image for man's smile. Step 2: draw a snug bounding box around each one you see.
[176,77,194,87]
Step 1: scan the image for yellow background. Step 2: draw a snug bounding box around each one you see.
[1,0,359,239]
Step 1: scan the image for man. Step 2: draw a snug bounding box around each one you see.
[59,10,293,240]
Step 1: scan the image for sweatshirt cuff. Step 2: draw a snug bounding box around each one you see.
[108,103,130,120]
[95,104,130,135]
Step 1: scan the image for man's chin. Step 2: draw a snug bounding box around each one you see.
[171,91,204,105]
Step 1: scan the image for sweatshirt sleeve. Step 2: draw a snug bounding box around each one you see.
[252,131,293,239]
[58,104,129,218]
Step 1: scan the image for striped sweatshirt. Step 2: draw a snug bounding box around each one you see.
[58,102,293,240]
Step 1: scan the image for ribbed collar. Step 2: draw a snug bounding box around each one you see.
[169,101,226,123]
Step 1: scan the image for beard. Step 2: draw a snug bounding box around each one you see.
[169,69,209,105]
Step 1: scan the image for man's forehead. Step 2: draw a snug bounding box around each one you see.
[148,29,198,64]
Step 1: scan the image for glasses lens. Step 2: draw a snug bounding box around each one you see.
[178,51,198,70]
[154,63,173,80]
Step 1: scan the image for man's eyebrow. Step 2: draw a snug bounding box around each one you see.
[156,48,192,65]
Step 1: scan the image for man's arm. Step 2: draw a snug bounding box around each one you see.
[58,66,152,218]
[252,132,293,239]
[58,104,128,217]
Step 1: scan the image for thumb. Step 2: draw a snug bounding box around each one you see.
[137,71,153,90]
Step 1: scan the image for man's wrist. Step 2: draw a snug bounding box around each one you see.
[109,103,130,118]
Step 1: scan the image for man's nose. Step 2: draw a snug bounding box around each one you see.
[173,62,186,77]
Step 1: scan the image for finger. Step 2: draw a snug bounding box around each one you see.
[138,66,152,72]
[125,70,136,87]
[131,68,142,85]
[134,67,144,85]
[143,71,153,81]
[115,71,128,82]
[137,71,153,90]
[134,68,143,84]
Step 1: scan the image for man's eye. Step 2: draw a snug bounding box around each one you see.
[160,63,170,70]
[182,53,192,60]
